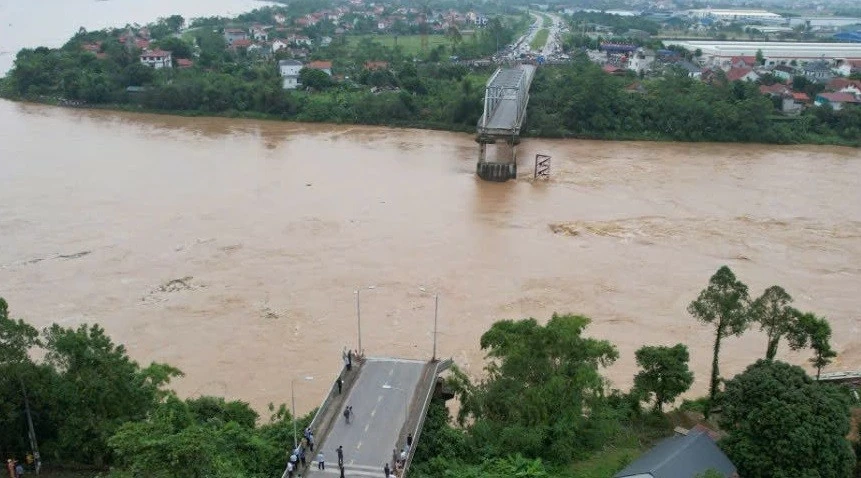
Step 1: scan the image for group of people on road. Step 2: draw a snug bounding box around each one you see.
[384,432,413,477]
[286,427,318,478]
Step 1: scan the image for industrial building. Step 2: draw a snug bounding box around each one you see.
[687,9,784,24]
[663,41,861,69]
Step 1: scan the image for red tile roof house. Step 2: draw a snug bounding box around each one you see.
[139,49,172,69]
[229,39,253,51]
[815,92,861,111]
[730,55,757,69]
[602,64,624,75]
[759,83,790,96]
[726,67,760,82]
[826,78,861,95]
[176,58,193,69]
[306,60,333,76]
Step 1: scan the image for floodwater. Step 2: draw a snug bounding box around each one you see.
[0,0,276,74]
[1,100,859,413]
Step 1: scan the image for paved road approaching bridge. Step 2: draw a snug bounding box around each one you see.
[306,358,425,478]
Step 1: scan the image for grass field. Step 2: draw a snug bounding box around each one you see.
[530,28,549,50]
[346,34,467,55]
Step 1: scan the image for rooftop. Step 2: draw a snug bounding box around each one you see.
[614,430,737,478]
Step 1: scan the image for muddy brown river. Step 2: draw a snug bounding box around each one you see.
[1,100,859,413]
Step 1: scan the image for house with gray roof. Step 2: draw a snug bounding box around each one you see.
[613,430,737,478]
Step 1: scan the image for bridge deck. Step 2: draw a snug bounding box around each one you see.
[478,65,536,137]
[304,358,426,478]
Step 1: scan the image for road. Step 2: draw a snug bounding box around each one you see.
[494,12,567,63]
[305,358,425,478]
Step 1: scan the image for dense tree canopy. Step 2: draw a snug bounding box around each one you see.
[449,314,620,464]
[719,360,855,478]
[750,285,799,360]
[632,344,694,412]
[0,297,305,474]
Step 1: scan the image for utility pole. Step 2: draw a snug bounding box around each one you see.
[432,294,439,362]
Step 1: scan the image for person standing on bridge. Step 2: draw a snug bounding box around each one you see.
[336,445,344,467]
[407,433,413,450]
[336,376,343,394]
[384,462,391,477]
[316,451,325,470]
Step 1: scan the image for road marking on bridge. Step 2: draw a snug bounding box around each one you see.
[377,395,383,402]
[314,465,382,477]
[370,408,376,417]
[356,441,362,450]
[364,423,370,432]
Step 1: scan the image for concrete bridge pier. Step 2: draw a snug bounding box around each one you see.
[476,136,518,182]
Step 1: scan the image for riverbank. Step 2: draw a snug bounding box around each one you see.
[4,91,859,147]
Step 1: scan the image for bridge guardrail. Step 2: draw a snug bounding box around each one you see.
[401,358,453,478]
[280,359,362,478]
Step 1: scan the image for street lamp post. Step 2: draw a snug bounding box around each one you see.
[291,376,314,450]
[355,286,376,354]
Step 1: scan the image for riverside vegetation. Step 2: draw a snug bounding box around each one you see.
[2,265,858,477]
[0,9,859,146]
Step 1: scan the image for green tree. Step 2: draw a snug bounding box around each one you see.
[450,314,619,463]
[790,312,837,379]
[42,323,181,465]
[156,37,193,59]
[719,360,855,477]
[299,67,333,90]
[632,344,694,412]
[687,266,750,417]
[750,286,798,360]
[755,49,765,65]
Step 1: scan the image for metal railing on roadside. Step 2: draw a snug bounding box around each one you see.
[400,358,453,478]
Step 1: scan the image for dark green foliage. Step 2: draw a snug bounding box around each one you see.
[750,286,799,360]
[719,360,856,478]
[633,344,694,412]
[451,314,620,464]
[789,312,837,379]
[0,297,300,474]
[688,266,750,417]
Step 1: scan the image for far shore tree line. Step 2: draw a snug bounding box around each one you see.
[1,7,859,146]
[2,264,857,477]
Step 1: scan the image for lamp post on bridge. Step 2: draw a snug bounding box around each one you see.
[291,375,314,450]
[355,285,377,355]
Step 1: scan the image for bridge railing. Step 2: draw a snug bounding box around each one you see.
[401,358,453,478]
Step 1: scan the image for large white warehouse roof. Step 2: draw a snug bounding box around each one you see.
[663,41,861,60]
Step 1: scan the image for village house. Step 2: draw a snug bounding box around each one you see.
[176,58,193,69]
[139,49,172,69]
[726,67,760,82]
[223,28,248,46]
[771,64,796,81]
[251,27,269,42]
[676,60,703,78]
[729,55,757,69]
[614,427,738,478]
[279,59,303,90]
[306,60,333,76]
[826,78,861,95]
[271,39,288,53]
[229,38,253,52]
[815,92,861,110]
[803,60,833,82]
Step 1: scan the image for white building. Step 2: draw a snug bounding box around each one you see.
[139,49,172,69]
[688,9,784,24]
[279,59,303,89]
[664,41,861,69]
[272,39,288,53]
